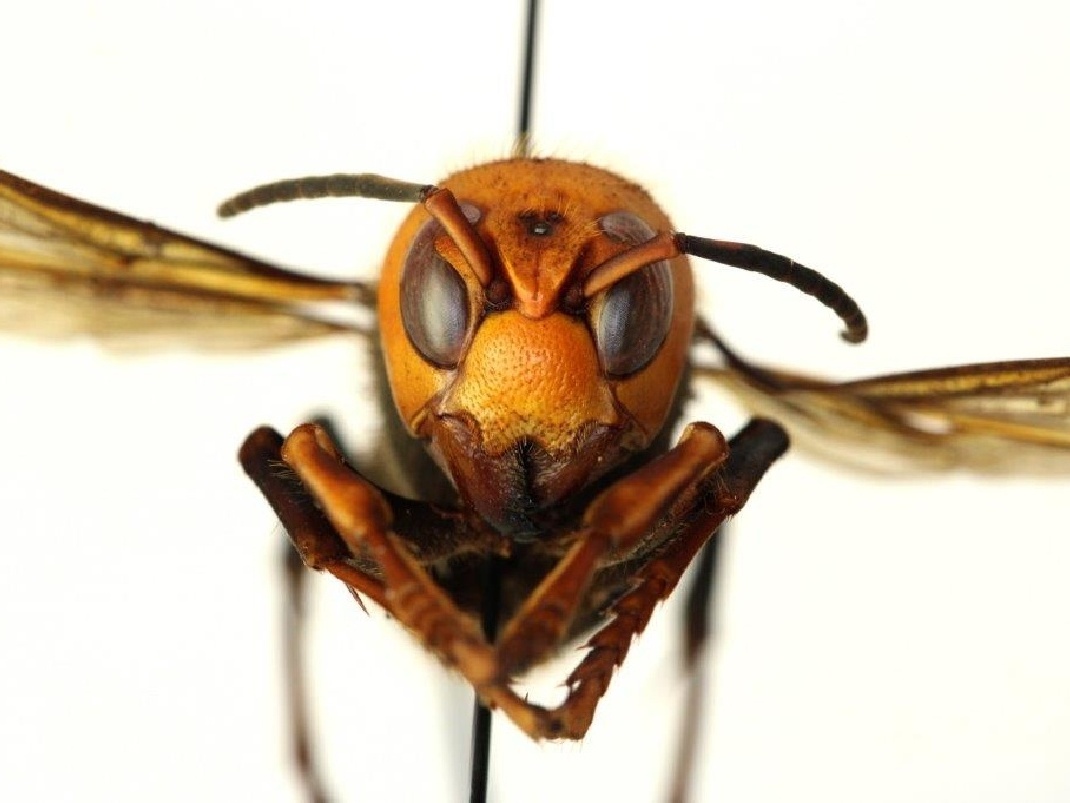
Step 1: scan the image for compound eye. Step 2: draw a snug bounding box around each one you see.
[400,213,474,367]
[594,212,675,377]
[594,262,674,376]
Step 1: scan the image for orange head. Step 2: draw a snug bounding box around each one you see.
[378,158,694,537]
[218,157,866,536]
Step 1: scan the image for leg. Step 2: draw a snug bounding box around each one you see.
[240,427,391,608]
[497,418,789,739]
[242,427,388,803]
[241,426,507,803]
[494,422,729,674]
[668,533,722,803]
[281,540,331,803]
[268,418,787,742]
[277,424,501,685]
[241,426,510,608]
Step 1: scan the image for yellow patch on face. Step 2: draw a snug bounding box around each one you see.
[441,311,618,455]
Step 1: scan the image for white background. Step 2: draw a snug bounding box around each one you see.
[2,2,1069,802]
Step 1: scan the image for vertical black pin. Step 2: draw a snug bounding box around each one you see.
[467,2,540,802]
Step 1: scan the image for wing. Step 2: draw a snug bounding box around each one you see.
[0,168,375,349]
[695,323,1070,473]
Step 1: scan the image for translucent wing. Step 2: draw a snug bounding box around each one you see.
[695,323,1070,473]
[0,168,374,349]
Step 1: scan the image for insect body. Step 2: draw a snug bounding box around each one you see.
[217,154,1068,747]
[231,156,855,738]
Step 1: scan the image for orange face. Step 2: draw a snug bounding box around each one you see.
[378,158,694,536]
